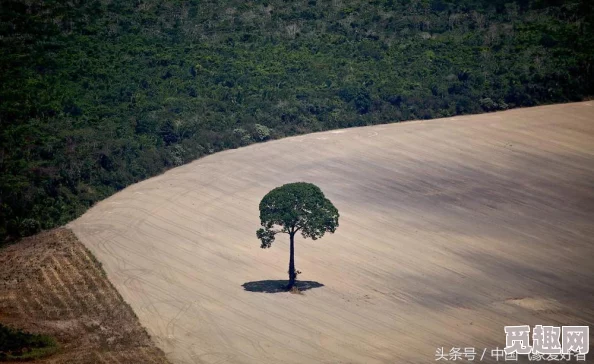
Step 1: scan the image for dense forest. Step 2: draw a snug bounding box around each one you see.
[1,0,593,240]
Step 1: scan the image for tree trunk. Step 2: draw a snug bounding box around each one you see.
[287,232,296,290]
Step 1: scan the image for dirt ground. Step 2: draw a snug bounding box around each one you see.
[0,228,169,363]
[69,102,594,363]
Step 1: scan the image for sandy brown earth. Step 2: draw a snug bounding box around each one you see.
[0,228,169,363]
[69,102,594,364]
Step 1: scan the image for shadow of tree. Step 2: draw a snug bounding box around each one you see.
[242,280,324,293]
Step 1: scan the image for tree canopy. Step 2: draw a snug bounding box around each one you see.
[257,182,339,247]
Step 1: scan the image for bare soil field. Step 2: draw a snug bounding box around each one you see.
[0,228,169,363]
[69,102,594,363]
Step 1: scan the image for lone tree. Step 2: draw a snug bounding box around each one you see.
[256,182,339,290]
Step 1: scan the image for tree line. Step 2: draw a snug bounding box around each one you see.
[1,0,593,241]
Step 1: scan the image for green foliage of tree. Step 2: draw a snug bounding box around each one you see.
[0,0,593,241]
[253,124,271,141]
[257,182,339,290]
[0,324,58,361]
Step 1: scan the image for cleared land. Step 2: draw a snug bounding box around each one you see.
[70,102,594,363]
[0,228,169,363]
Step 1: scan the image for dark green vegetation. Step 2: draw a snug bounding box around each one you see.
[0,324,58,361]
[257,182,339,289]
[1,0,593,240]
